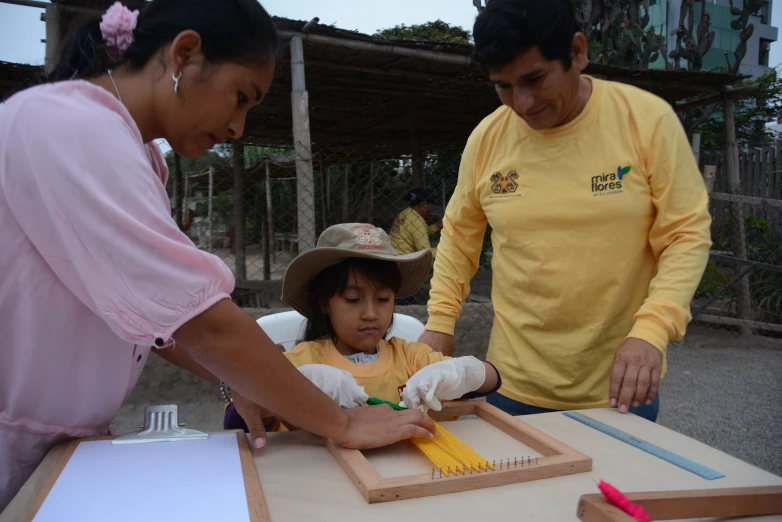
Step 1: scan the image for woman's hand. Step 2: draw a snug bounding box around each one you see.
[175,300,435,449]
[339,405,434,449]
[232,391,273,449]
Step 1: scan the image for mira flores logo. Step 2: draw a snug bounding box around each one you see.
[592,165,631,196]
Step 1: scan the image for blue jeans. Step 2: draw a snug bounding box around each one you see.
[487,392,660,423]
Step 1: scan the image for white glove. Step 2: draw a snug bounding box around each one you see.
[399,357,486,412]
[297,364,369,409]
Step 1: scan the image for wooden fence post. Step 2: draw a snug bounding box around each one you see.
[368,163,375,223]
[343,164,349,223]
[265,160,275,264]
[320,159,327,230]
[233,142,246,283]
[724,95,753,335]
[290,35,317,253]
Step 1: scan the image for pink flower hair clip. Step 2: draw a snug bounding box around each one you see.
[100,2,140,62]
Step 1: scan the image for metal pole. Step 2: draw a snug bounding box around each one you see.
[43,5,61,74]
[368,163,374,223]
[343,164,349,223]
[265,160,275,263]
[233,142,246,282]
[691,132,701,165]
[262,220,270,281]
[410,113,423,187]
[182,171,189,226]
[320,159,327,230]
[207,167,214,253]
[441,177,447,213]
[173,153,183,228]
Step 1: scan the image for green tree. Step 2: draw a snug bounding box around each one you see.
[575,0,763,73]
[573,0,773,142]
[164,148,227,174]
[695,67,782,150]
[375,19,471,44]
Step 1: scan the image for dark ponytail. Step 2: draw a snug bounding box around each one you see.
[51,0,279,81]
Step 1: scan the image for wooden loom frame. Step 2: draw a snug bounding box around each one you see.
[577,485,782,521]
[326,400,592,503]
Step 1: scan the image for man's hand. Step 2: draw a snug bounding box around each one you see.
[609,337,663,413]
[418,330,454,356]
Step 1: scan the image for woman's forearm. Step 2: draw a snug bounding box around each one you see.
[155,343,219,384]
[174,299,350,444]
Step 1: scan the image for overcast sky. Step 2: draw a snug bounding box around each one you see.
[0,0,480,65]
[2,0,781,65]
[1,0,780,143]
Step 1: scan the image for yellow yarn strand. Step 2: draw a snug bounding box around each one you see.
[437,423,495,471]
[411,421,494,476]
[413,439,462,476]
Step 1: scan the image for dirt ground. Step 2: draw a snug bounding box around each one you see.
[112,306,782,477]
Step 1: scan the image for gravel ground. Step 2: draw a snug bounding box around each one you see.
[658,325,782,476]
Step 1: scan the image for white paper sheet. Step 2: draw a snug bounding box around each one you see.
[32,433,250,522]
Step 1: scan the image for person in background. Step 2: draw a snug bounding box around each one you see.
[419,0,711,422]
[0,0,433,511]
[390,188,443,305]
[390,188,442,258]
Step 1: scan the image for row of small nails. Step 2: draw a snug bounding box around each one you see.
[430,457,539,479]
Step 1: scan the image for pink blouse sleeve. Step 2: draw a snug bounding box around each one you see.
[0,88,234,346]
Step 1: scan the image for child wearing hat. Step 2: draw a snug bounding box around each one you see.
[224,223,501,433]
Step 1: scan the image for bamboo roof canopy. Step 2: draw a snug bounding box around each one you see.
[1,0,747,162]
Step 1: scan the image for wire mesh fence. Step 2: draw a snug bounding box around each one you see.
[165,140,494,318]
[693,144,782,335]
[165,138,782,335]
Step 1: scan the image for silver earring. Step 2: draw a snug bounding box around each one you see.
[172,71,182,94]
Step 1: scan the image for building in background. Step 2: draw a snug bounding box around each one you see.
[648,0,778,77]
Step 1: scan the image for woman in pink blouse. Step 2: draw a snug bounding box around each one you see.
[0,0,434,510]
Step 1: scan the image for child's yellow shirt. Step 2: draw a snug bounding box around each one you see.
[283,336,449,404]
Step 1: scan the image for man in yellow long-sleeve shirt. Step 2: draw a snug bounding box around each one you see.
[419,0,711,422]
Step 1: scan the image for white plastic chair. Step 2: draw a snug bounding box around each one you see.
[386,313,426,344]
[256,311,426,351]
[255,310,307,351]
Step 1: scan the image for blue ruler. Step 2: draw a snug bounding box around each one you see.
[562,411,725,480]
